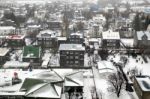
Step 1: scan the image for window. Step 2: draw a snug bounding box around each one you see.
[66,61,69,64]
[70,51,73,54]
[70,56,74,59]
[70,61,73,64]
[66,51,69,54]
[75,52,79,55]
[75,61,79,64]
[75,56,79,59]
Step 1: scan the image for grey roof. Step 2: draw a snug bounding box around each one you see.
[59,44,85,51]
[137,31,150,40]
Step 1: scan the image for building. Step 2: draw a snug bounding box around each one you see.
[134,76,150,99]
[37,30,58,48]
[102,30,120,49]
[134,31,150,53]
[6,35,25,48]
[0,70,63,99]
[67,32,84,44]
[47,21,62,30]
[0,26,15,35]
[59,44,85,68]
[22,46,41,65]
[0,48,10,66]
[92,14,106,26]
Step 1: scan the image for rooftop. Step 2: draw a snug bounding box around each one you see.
[64,71,83,87]
[6,35,25,40]
[102,30,120,40]
[0,26,15,30]
[137,31,150,40]
[23,46,41,58]
[59,44,85,51]
[0,48,10,57]
[3,61,30,69]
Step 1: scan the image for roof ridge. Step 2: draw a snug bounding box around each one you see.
[65,76,80,86]
[25,82,47,96]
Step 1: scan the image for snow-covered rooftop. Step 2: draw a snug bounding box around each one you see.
[3,61,30,69]
[137,31,150,40]
[59,44,85,51]
[64,71,83,87]
[37,30,57,38]
[102,30,120,40]
[0,26,15,30]
[97,61,116,71]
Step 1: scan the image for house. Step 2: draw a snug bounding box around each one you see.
[134,31,150,53]
[134,76,150,99]
[118,27,134,38]
[37,30,58,48]
[59,44,85,68]
[22,46,41,65]
[102,30,120,49]
[0,26,15,35]
[57,37,67,47]
[6,35,25,48]
[92,14,106,26]
[67,32,84,44]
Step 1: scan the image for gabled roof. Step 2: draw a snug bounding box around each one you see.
[64,71,83,87]
[20,78,62,99]
[137,31,150,40]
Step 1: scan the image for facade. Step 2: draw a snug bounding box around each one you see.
[6,35,25,48]
[59,44,85,68]
[37,30,58,48]
[134,76,150,99]
[68,32,84,44]
[102,30,120,49]
[47,21,62,30]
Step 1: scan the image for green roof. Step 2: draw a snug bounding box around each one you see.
[23,46,40,58]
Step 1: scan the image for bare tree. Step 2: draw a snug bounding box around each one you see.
[108,71,124,97]
[128,67,142,81]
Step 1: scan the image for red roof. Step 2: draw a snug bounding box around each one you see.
[7,35,25,40]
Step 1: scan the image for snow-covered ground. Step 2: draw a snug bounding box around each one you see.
[108,53,150,76]
[92,65,139,99]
